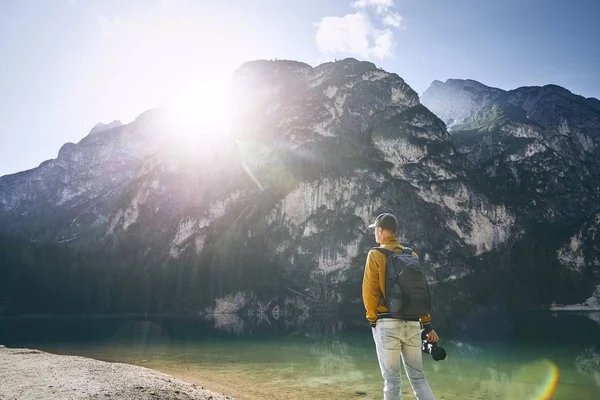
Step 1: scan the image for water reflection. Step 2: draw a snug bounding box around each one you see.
[587,311,600,326]
[307,337,366,385]
[209,313,248,336]
[205,311,346,338]
[1,312,599,399]
[576,347,600,388]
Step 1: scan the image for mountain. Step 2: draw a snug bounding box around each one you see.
[0,113,169,242]
[422,79,600,298]
[1,60,598,324]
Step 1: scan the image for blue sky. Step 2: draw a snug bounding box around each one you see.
[1,0,599,176]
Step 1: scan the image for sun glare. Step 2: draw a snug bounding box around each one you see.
[166,81,230,144]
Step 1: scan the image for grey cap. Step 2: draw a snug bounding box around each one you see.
[368,213,398,232]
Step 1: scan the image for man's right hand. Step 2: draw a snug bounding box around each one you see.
[421,322,439,343]
[425,329,439,343]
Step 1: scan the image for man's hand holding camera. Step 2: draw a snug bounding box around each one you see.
[421,323,446,361]
[425,329,439,343]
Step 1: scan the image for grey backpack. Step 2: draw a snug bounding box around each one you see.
[373,247,432,319]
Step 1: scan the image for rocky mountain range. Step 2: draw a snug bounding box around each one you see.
[422,79,600,276]
[1,59,598,324]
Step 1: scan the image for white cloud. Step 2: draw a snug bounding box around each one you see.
[352,0,394,14]
[315,1,402,60]
[371,29,394,59]
[383,12,402,28]
[316,13,372,58]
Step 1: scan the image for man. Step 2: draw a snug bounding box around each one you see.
[362,212,438,400]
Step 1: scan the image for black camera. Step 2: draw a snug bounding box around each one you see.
[421,339,447,361]
[420,327,447,361]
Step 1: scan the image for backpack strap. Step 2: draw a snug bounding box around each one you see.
[371,246,411,315]
[372,246,408,256]
[370,247,393,306]
[371,247,394,257]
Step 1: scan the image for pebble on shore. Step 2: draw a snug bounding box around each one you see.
[0,347,234,400]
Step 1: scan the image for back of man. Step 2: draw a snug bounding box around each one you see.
[362,213,438,400]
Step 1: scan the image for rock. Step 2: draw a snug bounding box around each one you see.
[0,347,233,400]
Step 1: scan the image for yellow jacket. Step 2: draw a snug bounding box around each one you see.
[362,236,432,325]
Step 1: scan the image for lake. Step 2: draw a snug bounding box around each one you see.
[0,312,598,399]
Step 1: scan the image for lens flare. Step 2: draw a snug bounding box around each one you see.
[506,359,559,400]
[536,360,560,400]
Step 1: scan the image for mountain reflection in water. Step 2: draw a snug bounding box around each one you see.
[0,312,599,399]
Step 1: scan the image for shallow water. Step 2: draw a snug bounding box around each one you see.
[1,312,599,399]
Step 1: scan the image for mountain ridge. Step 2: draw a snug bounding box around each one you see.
[1,59,598,320]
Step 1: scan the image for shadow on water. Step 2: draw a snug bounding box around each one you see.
[1,311,599,399]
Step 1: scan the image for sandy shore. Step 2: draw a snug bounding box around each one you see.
[0,346,234,400]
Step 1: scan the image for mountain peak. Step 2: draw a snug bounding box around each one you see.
[421,79,505,126]
[235,59,313,79]
[439,78,505,94]
[89,120,122,135]
[231,58,419,141]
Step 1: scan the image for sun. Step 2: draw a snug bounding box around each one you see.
[165,80,231,143]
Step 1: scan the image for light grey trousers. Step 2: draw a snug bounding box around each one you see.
[372,318,435,400]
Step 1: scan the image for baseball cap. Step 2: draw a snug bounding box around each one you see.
[368,213,398,232]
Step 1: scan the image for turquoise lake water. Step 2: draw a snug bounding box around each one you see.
[1,312,599,399]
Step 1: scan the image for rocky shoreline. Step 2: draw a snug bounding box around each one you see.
[0,346,234,400]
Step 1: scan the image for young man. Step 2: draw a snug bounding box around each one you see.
[362,213,438,400]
